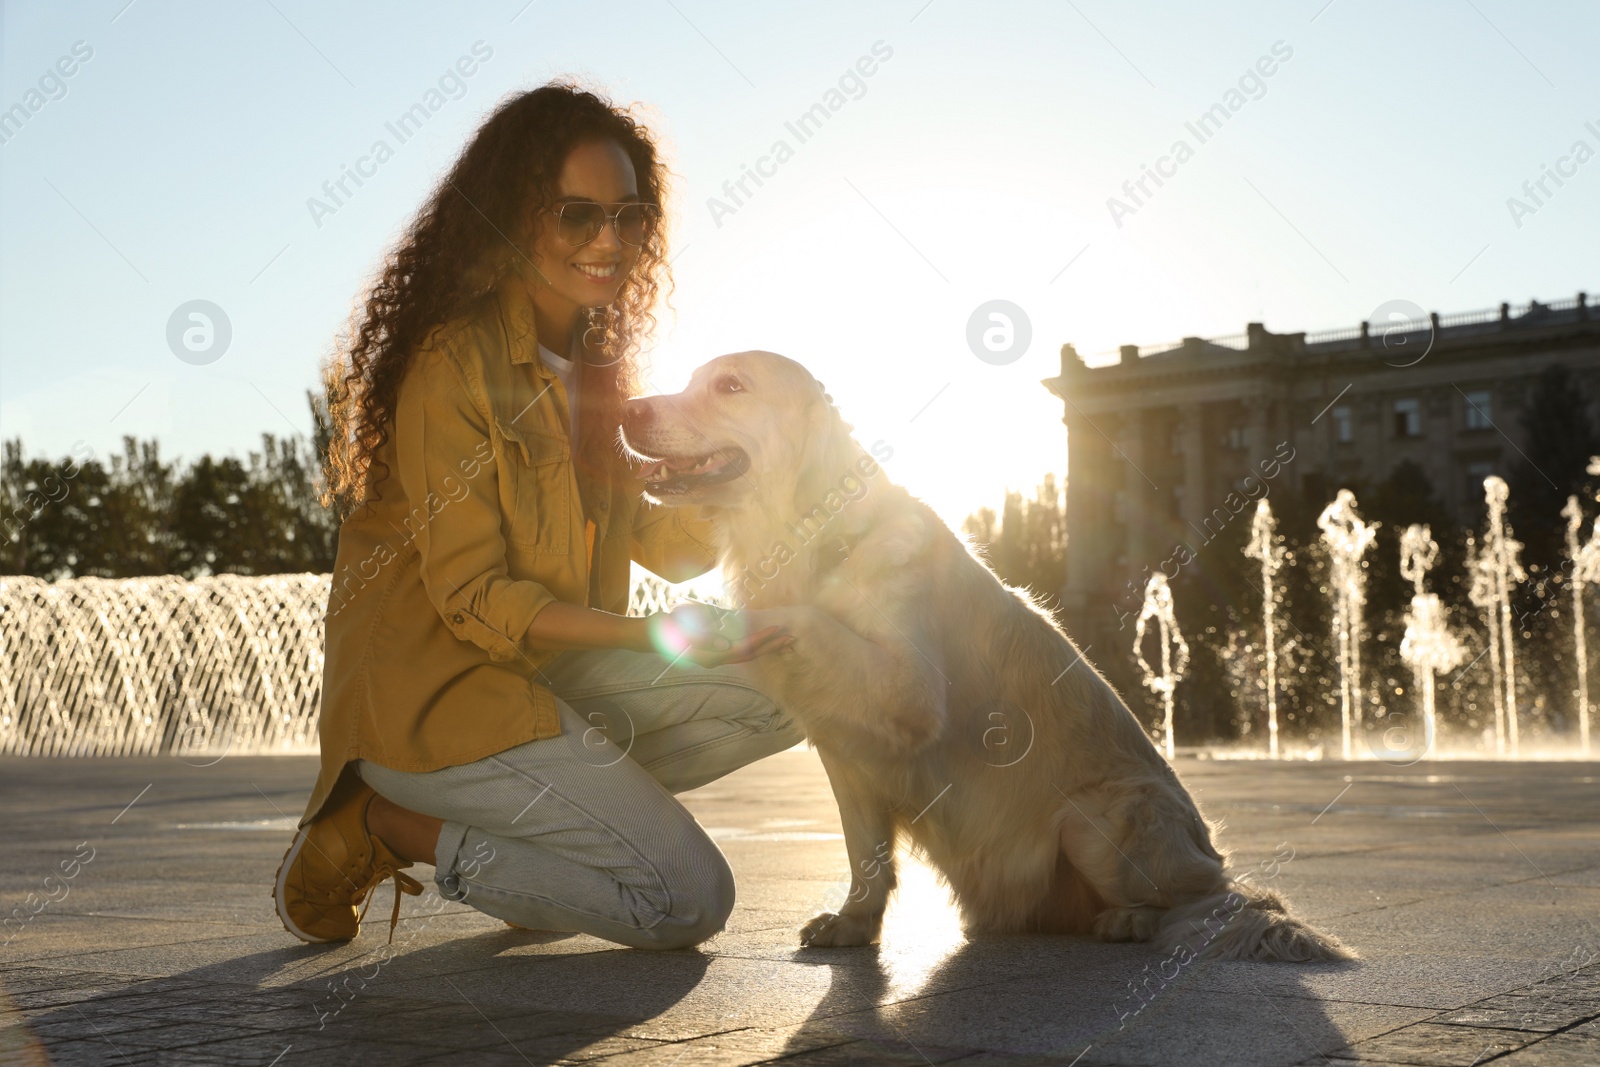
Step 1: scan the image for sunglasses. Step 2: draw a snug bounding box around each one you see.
[552,201,661,247]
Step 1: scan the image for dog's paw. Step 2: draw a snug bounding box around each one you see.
[1092,905,1163,943]
[800,911,880,947]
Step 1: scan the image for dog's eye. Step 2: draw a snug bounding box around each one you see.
[716,376,745,395]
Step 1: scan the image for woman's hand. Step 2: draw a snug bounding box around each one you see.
[521,600,790,663]
[645,602,793,668]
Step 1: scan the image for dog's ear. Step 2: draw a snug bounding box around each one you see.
[807,378,855,437]
[794,376,863,509]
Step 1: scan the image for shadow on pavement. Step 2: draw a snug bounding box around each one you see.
[23,923,714,1065]
[779,935,1358,1065]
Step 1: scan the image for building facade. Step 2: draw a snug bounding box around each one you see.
[1042,292,1600,650]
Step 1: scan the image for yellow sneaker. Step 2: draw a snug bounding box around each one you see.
[272,775,422,944]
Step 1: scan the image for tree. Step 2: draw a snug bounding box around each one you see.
[0,394,337,579]
[1509,363,1598,570]
[962,475,1066,608]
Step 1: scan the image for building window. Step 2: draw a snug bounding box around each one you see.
[1332,405,1353,443]
[1464,461,1494,500]
[1464,390,1492,430]
[1393,398,1421,438]
[1302,471,1328,505]
[1225,426,1248,451]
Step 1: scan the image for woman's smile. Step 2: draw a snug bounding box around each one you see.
[572,260,621,284]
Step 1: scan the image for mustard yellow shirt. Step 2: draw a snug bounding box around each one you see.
[300,274,717,823]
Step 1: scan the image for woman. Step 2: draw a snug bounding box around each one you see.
[273,83,801,951]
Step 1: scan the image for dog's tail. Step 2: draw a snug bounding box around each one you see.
[1152,879,1355,963]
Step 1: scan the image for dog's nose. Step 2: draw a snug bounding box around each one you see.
[621,399,653,435]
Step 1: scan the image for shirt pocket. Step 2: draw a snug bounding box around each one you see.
[495,418,572,553]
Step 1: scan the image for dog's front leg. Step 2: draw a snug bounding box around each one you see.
[801,748,895,948]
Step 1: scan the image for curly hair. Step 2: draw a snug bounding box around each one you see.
[322,81,672,515]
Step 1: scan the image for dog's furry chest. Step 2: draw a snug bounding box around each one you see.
[727,525,917,623]
[736,559,902,663]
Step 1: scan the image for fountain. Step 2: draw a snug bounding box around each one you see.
[1134,571,1189,759]
[1317,489,1378,760]
[0,570,710,758]
[1565,494,1600,756]
[0,574,329,757]
[1243,499,1286,758]
[1467,476,1526,756]
[1398,524,1466,756]
[7,484,1600,762]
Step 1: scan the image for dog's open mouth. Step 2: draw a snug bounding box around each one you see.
[635,448,750,495]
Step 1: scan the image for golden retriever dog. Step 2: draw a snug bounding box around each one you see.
[620,352,1352,963]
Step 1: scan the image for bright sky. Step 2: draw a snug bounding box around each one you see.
[2,0,1597,528]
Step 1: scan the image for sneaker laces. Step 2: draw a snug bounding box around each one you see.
[355,863,423,944]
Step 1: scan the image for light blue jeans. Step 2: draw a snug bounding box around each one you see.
[355,648,803,950]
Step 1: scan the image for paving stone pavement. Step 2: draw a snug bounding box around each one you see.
[2,751,1597,1066]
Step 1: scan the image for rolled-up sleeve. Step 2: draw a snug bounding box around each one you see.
[395,350,556,662]
[631,500,718,583]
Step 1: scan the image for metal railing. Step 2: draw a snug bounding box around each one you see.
[1092,291,1592,365]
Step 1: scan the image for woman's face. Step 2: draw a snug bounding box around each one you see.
[528,138,644,314]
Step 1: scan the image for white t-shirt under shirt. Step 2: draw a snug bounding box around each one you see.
[538,341,580,445]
